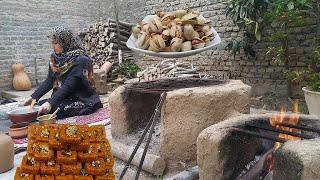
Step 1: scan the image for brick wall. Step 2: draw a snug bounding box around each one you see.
[120,0,317,96]
[0,0,317,96]
[0,0,105,91]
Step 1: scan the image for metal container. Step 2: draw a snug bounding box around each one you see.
[6,106,40,124]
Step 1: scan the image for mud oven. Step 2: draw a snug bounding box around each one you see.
[198,113,320,180]
[109,78,320,179]
[109,78,251,173]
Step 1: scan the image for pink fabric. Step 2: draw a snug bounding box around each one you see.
[58,107,110,125]
[13,107,110,145]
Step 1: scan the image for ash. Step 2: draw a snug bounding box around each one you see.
[115,121,161,155]
[237,155,261,178]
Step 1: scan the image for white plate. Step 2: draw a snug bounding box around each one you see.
[126,15,221,58]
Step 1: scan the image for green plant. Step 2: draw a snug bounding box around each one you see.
[286,24,320,92]
[119,60,141,79]
[157,174,164,180]
[226,0,317,96]
[282,0,320,93]
[226,37,256,58]
[264,0,314,96]
[287,45,320,92]
[225,0,268,58]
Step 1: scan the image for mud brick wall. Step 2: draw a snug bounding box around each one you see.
[124,0,317,96]
[0,0,106,91]
[0,0,317,96]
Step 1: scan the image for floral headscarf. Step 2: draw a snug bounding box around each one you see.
[47,26,94,89]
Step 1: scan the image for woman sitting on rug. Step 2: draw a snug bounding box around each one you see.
[22,26,102,119]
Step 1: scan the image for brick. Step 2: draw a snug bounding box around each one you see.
[0,0,316,96]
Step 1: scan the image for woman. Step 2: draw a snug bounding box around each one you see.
[23,26,102,119]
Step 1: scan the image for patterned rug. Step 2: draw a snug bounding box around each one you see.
[13,107,111,147]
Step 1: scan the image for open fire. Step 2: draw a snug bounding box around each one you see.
[198,103,320,180]
[263,100,301,178]
[269,99,301,149]
[234,99,320,180]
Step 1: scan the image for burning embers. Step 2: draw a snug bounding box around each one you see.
[234,100,317,146]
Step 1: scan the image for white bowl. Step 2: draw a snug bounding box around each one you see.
[126,15,222,58]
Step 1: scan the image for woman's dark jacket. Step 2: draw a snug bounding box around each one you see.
[31,55,101,110]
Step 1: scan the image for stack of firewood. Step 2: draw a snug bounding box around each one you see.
[79,19,136,68]
[137,59,200,82]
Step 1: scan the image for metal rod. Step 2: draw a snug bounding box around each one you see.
[258,117,320,134]
[119,92,167,180]
[232,128,287,143]
[135,93,167,180]
[277,122,320,134]
[119,107,157,180]
[246,123,315,139]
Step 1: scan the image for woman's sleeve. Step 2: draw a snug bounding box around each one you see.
[48,57,86,108]
[31,65,55,101]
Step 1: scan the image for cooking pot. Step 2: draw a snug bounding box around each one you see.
[6,106,40,124]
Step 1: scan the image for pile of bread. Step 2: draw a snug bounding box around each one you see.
[15,124,115,180]
[132,9,214,52]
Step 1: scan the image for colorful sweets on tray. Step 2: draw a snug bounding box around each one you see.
[15,124,115,180]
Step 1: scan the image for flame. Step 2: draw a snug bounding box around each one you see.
[269,100,301,149]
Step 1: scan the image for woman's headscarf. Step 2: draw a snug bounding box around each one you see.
[47,26,94,89]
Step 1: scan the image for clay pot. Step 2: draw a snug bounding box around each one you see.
[12,63,32,91]
[9,122,29,139]
[0,133,14,173]
[7,106,39,124]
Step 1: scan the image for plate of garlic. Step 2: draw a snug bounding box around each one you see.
[126,9,221,58]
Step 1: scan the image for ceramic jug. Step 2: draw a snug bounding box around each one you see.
[0,133,14,173]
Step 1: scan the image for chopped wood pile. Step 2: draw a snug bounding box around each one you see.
[137,59,200,82]
[79,19,136,68]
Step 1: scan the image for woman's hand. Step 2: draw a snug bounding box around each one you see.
[38,102,52,115]
[21,96,33,106]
